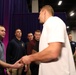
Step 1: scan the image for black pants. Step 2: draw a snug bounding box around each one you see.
[30,63,39,75]
[21,67,26,75]
[0,66,5,75]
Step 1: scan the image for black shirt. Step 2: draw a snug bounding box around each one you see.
[6,38,26,64]
[33,40,39,52]
[70,41,76,54]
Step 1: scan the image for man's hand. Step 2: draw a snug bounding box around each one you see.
[12,59,24,69]
[24,65,28,72]
[20,55,31,65]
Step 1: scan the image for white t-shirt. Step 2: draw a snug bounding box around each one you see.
[39,16,76,75]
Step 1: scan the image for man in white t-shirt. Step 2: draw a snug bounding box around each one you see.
[20,5,76,75]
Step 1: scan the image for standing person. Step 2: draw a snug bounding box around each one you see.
[25,33,33,53]
[31,30,41,75]
[0,26,23,75]
[27,30,41,75]
[31,37,40,75]
[68,33,76,67]
[68,33,76,55]
[6,29,27,75]
[20,5,76,75]
[25,33,33,75]
[27,30,41,55]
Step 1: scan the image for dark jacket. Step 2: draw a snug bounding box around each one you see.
[6,37,26,64]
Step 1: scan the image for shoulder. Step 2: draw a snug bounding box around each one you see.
[45,16,66,31]
[10,39,15,43]
[51,16,65,25]
[8,39,16,45]
[46,16,66,27]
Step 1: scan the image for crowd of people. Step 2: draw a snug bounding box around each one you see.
[0,5,76,75]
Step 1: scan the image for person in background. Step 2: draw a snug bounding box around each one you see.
[0,25,23,75]
[27,30,41,55]
[6,29,27,75]
[20,5,76,75]
[68,33,76,67]
[27,33,33,42]
[31,33,41,75]
[25,33,33,75]
[25,33,33,53]
[31,30,41,75]
[27,30,41,75]
[68,33,76,55]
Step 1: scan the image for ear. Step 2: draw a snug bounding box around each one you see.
[15,33,16,36]
[44,10,46,15]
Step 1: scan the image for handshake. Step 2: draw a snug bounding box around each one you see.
[6,55,31,75]
[12,55,31,69]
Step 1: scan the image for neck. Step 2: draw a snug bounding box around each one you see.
[16,37,21,40]
[45,14,52,22]
[0,37,3,41]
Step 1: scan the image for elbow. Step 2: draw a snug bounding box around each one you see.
[51,53,60,60]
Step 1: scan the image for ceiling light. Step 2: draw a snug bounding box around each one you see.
[66,26,69,29]
[58,0,62,6]
[70,11,75,16]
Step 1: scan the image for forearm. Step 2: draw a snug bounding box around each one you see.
[0,60,13,68]
[29,43,62,63]
[29,48,59,63]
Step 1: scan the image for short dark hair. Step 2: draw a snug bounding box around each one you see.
[35,30,41,33]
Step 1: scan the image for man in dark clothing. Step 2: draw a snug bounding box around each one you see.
[6,37,26,64]
[31,40,39,75]
[70,41,76,54]
[6,29,27,75]
[27,30,41,75]
[68,33,76,55]
[27,30,41,55]
[68,33,76,67]
[25,33,33,54]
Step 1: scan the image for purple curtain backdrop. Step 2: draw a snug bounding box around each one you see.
[0,0,4,25]
[9,12,66,43]
[0,0,29,48]
[0,0,29,62]
[9,13,43,42]
[0,0,66,52]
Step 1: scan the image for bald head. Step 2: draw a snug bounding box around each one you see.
[38,5,54,23]
[41,5,54,16]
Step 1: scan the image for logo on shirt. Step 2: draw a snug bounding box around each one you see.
[72,42,75,45]
[22,43,24,47]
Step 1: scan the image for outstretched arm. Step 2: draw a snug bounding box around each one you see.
[0,60,24,68]
[20,42,62,64]
[0,60,13,68]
